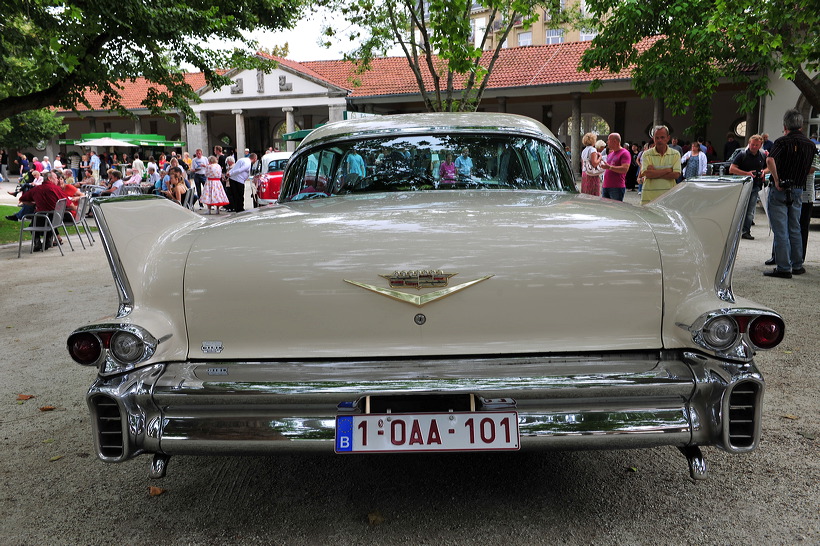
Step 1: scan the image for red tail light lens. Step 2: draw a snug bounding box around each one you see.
[748,316,785,349]
[68,332,102,365]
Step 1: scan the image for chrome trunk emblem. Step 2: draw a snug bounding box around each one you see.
[344,271,493,307]
[380,270,456,289]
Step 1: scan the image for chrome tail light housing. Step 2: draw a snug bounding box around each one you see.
[684,309,785,361]
[67,324,158,376]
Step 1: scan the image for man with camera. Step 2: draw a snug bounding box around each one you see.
[729,134,768,240]
[764,109,816,278]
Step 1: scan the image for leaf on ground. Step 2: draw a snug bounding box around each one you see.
[628,466,639,473]
[783,350,793,354]
[42,439,54,444]
[782,414,799,420]
[39,406,56,412]
[17,394,35,400]
[49,455,63,462]
[148,486,167,497]
[368,511,385,526]
[797,431,816,441]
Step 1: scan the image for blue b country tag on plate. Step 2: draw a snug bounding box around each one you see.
[335,415,354,452]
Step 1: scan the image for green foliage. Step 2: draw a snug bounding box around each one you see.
[0,109,68,151]
[580,0,820,130]
[0,0,305,123]
[318,0,554,112]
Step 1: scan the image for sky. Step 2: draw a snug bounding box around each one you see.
[251,9,354,62]
[246,8,403,62]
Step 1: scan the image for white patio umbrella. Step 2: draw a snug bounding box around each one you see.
[76,137,138,147]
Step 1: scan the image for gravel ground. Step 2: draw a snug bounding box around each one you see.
[0,181,818,545]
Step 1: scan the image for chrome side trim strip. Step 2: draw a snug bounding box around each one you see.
[715,177,752,303]
[91,200,134,318]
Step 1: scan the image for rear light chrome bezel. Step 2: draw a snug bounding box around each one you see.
[67,324,158,376]
[684,309,785,361]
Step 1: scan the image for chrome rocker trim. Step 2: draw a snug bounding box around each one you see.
[86,351,763,480]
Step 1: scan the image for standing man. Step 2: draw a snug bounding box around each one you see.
[670,137,683,155]
[639,125,681,205]
[455,147,472,179]
[131,154,145,179]
[761,133,774,153]
[723,133,741,160]
[600,133,631,201]
[89,151,101,181]
[345,150,366,185]
[729,134,768,240]
[0,149,7,181]
[190,149,208,208]
[227,153,256,213]
[764,109,816,278]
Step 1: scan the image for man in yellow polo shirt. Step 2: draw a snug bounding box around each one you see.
[639,125,681,205]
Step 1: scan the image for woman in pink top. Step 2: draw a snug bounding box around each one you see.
[439,153,456,184]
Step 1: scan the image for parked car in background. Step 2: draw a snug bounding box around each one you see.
[68,113,784,482]
[253,151,292,205]
[707,147,745,175]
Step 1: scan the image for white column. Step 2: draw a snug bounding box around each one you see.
[178,114,188,150]
[571,92,582,178]
[233,109,246,156]
[283,107,295,152]
[199,112,209,154]
[134,116,142,135]
[328,105,345,123]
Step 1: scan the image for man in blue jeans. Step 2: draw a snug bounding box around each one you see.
[764,109,816,278]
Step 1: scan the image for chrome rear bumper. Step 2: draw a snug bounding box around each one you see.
[86,351,763,464]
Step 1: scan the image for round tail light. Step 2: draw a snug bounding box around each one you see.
[68,332,102,365]
[749,316,785,349]
[110,331,145,363]
[702,316,739,350]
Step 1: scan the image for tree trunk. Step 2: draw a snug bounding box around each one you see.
[793,67,820,114]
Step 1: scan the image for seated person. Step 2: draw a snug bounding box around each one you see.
[63,169,76,187]
[100,171,124,197]
[160,167,187,204]
[124,168,142,185]
[146,166,160,189]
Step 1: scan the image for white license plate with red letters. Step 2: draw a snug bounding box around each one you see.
[335,412,519,453]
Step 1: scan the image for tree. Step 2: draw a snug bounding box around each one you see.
[0,0,304,123]
[318,0,563,112]
[578,0,819,130]
[0,109,68,152]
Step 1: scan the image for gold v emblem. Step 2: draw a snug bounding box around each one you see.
[344,276,493,307]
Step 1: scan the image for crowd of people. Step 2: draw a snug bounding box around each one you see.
[576,109,818,278]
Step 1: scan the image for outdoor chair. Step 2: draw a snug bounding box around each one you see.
[182,188,198,210]
[64,195,94,246]
[17,198,75,258]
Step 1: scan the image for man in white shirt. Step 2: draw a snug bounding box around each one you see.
[227,153,256,213]
[131,154,145,179]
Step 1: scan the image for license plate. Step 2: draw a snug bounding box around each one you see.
[335,412,519,453]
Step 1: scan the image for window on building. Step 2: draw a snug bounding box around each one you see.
[545,29,564,44]
[808,106,820,140]
[733,120,747,139]
[557,113,611,145]
[518,31,532,46]
[580,29,597,41]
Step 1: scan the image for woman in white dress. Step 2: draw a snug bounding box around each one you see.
[201,155,230,214]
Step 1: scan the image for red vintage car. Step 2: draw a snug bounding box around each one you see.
[253,151,292,205]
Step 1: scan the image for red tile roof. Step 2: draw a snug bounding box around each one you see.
[67,41,637,112]
[303,41,630,97]
[71,72,211,112]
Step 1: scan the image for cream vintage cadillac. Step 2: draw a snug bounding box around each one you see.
[68,113,784,480]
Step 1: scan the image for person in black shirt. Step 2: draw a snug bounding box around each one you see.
[729,134,768,240]
[764,109,816,278]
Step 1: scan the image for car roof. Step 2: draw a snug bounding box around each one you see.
[298,113,556,149]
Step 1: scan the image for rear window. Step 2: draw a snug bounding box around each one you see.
[280,133,575,202]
